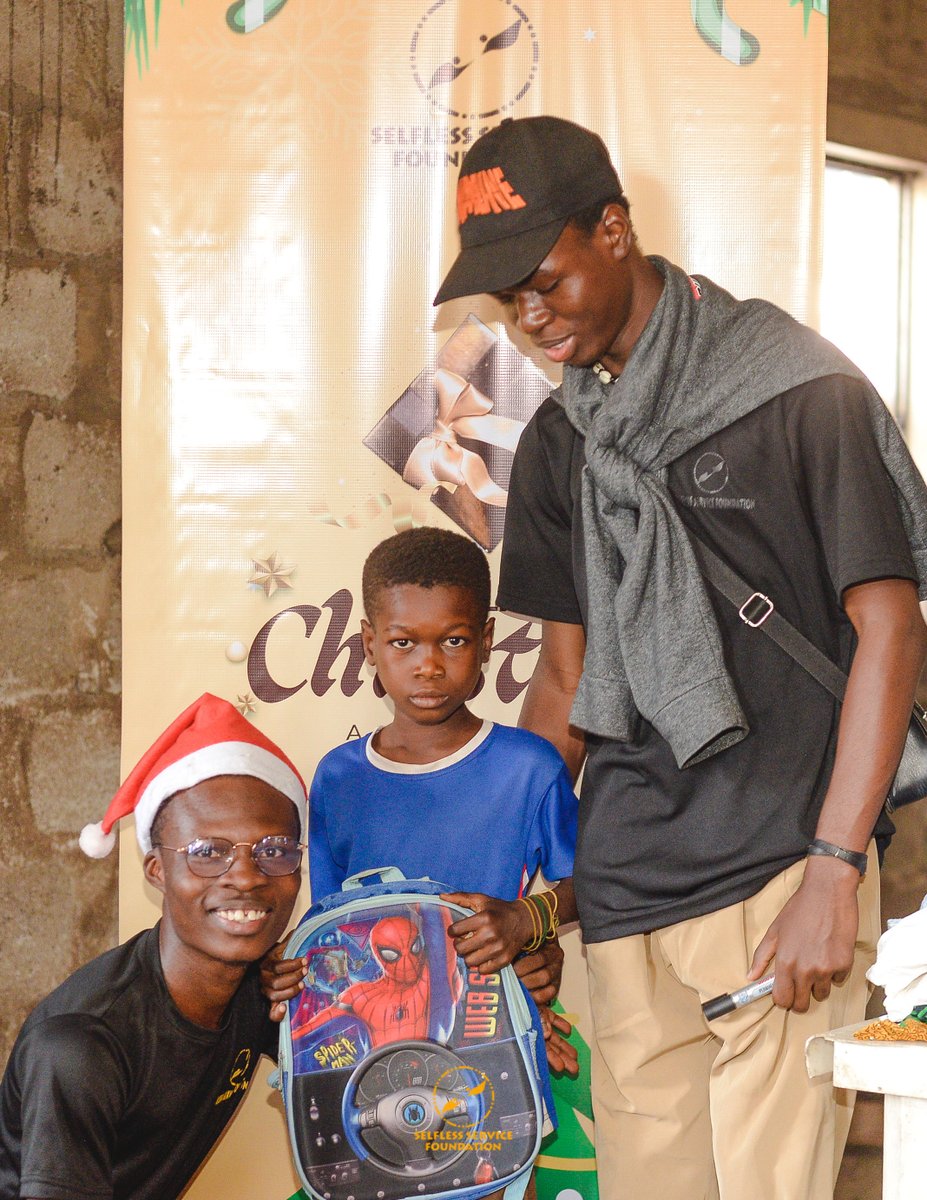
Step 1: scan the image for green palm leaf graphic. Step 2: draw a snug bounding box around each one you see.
[125,0,182,76]
[791,0,828,33]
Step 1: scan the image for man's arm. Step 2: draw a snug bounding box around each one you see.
[519,619,588,782]
[14,1017,123,1200]
[749,576,927,1011]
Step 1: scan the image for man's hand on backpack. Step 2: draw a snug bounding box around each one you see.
[538,1005,579,1077]
[442,891,537,973]
[259,939,307,1022]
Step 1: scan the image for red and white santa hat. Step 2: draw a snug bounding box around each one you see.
[79,692,307,858]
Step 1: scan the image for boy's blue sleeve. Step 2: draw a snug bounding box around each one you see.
[530,761,578,884]
[308,765,342,903]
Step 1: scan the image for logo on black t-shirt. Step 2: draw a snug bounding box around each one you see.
[684,450,756,511]
[215,1048,252,1106]
[693,452,729,494]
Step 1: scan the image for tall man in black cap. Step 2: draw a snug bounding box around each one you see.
[435,115,927,1200]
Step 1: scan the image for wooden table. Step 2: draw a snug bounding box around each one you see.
[806,1023,927,1200]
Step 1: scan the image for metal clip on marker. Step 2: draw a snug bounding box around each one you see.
[702,976,775,1022]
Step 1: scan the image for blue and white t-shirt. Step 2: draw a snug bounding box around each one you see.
[308,722,577,903]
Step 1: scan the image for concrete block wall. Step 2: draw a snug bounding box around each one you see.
[829,0,927,161]
[0,0,123,1057]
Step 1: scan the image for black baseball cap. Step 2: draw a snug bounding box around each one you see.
[434,115,623,306]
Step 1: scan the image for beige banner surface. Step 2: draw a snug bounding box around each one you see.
[121,3,829,1197]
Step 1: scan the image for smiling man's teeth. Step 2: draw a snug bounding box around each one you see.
[215,909,267,923]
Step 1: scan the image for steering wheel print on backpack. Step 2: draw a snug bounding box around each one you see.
[342,1041,492,1177]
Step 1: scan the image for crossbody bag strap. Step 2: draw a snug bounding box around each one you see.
[688,533,850,702]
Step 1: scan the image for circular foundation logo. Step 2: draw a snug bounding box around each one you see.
[694,452,729,494]
[433,1065,495,1129]
[410,0,539,121]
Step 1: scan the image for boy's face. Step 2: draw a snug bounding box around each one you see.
[361,584,493,730]
[144,775,302,972]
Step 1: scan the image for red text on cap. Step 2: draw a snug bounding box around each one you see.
[457,167,527,225]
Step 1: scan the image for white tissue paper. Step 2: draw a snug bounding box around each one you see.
[866,895,927,1021]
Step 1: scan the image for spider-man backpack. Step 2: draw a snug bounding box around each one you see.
[272,867,549,1200]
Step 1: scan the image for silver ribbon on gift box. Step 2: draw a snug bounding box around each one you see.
[402,368,526,506]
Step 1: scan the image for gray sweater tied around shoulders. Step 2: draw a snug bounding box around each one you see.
[556,256,927,768]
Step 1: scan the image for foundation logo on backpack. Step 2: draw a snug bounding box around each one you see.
[433,1064,496,1130]
[410,0,539,120]
[425,1063,520,1160]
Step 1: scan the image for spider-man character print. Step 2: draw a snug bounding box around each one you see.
[291,910,463,1048]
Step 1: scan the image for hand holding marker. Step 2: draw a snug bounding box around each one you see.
[702,976,775,1021]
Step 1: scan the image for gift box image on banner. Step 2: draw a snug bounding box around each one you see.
[364,316,552,550]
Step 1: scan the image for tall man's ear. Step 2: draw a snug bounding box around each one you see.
[360,618,376,666]
[144,850,167,896]
[481,616,495,664]
[600,203,633,258]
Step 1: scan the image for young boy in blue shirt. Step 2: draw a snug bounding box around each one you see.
[272,527,579,1070]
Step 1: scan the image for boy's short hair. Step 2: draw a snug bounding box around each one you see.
[362,528,491,623]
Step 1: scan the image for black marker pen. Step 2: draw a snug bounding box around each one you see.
[702,976,775,1021]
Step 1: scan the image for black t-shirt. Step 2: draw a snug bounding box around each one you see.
[498,374,918,941]
[0,925,277,1200]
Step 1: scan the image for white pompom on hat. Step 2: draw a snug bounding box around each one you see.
[79,693,307,858]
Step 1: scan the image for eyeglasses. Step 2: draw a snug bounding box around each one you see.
[153,836,305,878]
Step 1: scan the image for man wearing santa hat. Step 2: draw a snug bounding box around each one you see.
[0,693,307,1200]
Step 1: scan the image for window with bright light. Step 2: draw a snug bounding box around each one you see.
[821,158,912,424]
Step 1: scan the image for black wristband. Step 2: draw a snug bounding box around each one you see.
[807,838,868,877]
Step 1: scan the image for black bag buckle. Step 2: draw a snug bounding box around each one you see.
[739,592,774,628]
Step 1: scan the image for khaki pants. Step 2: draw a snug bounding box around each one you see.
[586,853,880,1200]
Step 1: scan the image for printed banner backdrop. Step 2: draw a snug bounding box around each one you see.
[121,3,829,1198]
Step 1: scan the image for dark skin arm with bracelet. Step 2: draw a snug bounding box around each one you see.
[747,578,927,1011]
[442,880,579,1075]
